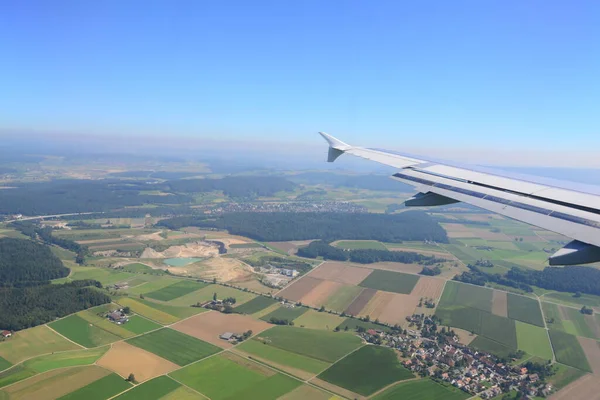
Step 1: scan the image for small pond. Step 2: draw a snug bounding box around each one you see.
[163,257,203,267]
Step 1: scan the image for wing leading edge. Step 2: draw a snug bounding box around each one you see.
[319,132,600,265]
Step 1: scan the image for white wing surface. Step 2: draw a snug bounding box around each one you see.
[319,132,600,265]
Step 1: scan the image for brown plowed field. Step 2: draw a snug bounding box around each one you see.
[172,311,271,348]
[278,276,323,302]
[359,291,394,320]
[491,290,508,317]
[550,374,600,400]
[344,288,377,316]
[377,294,420,325]
[300,280,344,308]
[410,277,445,299]
[578,337,600,374]
[453,328,478,345]
[307,262,373,285]
[97,342,178,382]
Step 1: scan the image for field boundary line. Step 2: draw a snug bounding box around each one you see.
[45,324,86,349]
[536,294,557,362]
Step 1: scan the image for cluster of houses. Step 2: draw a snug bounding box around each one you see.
[360,315,555,399]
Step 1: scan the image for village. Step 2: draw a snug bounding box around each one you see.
[359,313,556,399]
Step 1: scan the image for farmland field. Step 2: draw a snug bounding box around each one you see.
[515,321,553,360]
[548,330,591,372]
[234,296,278,314]
[506,294,544,327]
[126,277,180,295]
[336,318,393,333]
[97,342,178,383]
[278,276,322,302]
[121,316,162,334]
[542,302,599,340]
[49,315,121,348]
[167,284,256,307]
[145,280,207,301]
[470,336,515,359]
[373,378,470,400]
[0,358,9,372]
[260,305,308,322]
[76,310,134,338]
[292,310,345,330]
[323,285,364,312]
[256,326,362,363]
[334,240,387,250]
[172,311,271,348]
[113,376,181,400]
[359,270,420,294]
[126,328,220,366]
[236,339,330,375]
[480,312,517,348]
[116,297,202,324]
[1,365,111,400]
[318,345,413,395]
[170,353,301,400]
[278,384,331,400]
[0,365,37,389]
[160,386,205,400]
[307,262,372,285]
[437,281,493,313]
[57,373,132,400]
[24,347,109,373]
[548,362,588,389]
[0,325,80,364]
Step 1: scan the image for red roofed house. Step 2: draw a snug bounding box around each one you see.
[1,331,11,338]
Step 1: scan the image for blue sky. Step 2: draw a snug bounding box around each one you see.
[1,1,599,162]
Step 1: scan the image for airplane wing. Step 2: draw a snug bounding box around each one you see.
[319,132,600,266]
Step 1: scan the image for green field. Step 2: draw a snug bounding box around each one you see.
[49,315,121,348]
[58,373,132,400]
[68,266,135,286]
[548,363,588,390]
[480,312,517,348]
[438,281,493,313]
[515,321,553,360]
[0,365,37,388]
[117,297,202,324]
[0,358,10,372]
[127,328,220,366]
[170,353,301,400]
[335,240,387,250]
[542,302,599,340]
[548,330,591,372]
[336,318,393,333]
[145,280,207,301]
[113,376,181,400]
[234,296,279,314]
[160,386,206,400]
[543,292,600,308]
[323,285,363,312]
[292,310,345,330]
[261,305,308,323]
[470,336,516,359]
[257,326,363,363]
[229,243,262,249]
[24,347,109,373]
[319,345,413,395]
[121,315,162,334]
[77,310,134,338]
[167,284,256,307]
[359,270,420,294]
[126,276,180,295]
[507,294,545,327]
[373,378,469,400]
[237,339,330,374]
[121,263,167,274]
[0,325,80,364]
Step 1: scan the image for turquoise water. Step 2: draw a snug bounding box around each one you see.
[163,257,203,267]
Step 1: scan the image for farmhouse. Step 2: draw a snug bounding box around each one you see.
[108,311,128,324]
[1,330,11,338]
[220,332,234,341]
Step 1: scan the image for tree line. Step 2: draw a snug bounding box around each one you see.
[0,280,109,331]
[297,240,445,265]
[158,211,449,243]
[454,264,600,296]
[0,238,69,285]
[11,221,87,264]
